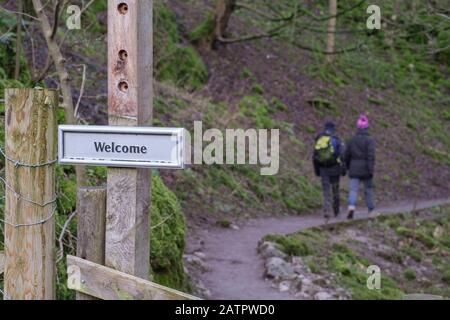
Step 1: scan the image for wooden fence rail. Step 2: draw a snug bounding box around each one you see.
[0,251,4,275]
[67,255,199,300]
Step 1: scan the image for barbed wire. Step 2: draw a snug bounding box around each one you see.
[0,146,58,229]
[0,287,10,300]
[0,146,58,168]
[0,177,57,208]
[0,201,57,228]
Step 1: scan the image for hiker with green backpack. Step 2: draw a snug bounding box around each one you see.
[313,121,346,221]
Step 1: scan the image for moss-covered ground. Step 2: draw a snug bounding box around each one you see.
[263,206,450,299]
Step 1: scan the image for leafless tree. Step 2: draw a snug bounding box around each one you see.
[31,0,88,185]
[326,0,337,63]
[192,0,366,57]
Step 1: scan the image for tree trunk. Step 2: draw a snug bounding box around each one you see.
[14,0,23,80]
[31,0,87,186]
[213,0,236,40]
[326,0,337,63]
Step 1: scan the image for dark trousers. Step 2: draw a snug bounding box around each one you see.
[321,175,340,216]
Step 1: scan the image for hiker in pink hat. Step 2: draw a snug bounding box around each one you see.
[343,115,377,219]
[357,115,370,129]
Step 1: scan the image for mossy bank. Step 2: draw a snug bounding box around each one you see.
[262,206,450,299]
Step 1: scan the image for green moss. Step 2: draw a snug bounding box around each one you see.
[270,97,288,112]
[150,173,190,292]
[329,248,404,299]
[155,3,208,91]
[239,95,274,128]
[252,84,265,95]
[443,111,450,121]
[157,45,208,92]
[50,170,190,298]
[404,268,417,281]
[421,145,450,167]
[404,246,423,262]
[240,68,256,81]
[56,166,77,214]
[307,98,338,117]
[188,15,215,43]
[442,270,450,285]
[264,231,321,257]
[216,219,232,228]
[281,175,321,212]
[396,226,437,249]
[396,226,414,237]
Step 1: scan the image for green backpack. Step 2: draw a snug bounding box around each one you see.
[314,135,338,166]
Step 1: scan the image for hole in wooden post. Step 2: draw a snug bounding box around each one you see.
[118,50,128,61]
[118,81,129,92]
[118,3,128,15]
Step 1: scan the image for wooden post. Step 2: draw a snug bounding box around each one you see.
[106,0,153,278]
[0,251,4,275]
[4,88,57,300]
[326,0,337,63]
[76,187,107,300]
[67,256,200,300]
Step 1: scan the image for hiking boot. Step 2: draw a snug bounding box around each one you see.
[347,205,355,220]
[347,210,354,220]
[324,214,330,224]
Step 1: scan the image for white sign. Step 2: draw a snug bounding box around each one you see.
[58,125,185,169]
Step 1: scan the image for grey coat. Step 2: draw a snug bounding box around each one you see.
[344,129,376,179]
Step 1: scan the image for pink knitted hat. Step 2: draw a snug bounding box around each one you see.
[357,115,369,129]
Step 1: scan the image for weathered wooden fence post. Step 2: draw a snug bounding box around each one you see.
[105,0,153,278]
[76,187,107,300]
[4,88,57,300]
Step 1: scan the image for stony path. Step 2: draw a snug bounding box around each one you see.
[189,198,450,300]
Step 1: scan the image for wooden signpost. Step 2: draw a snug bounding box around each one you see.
[105,0,153,280]
[2,0,194,301]
[65,0,192,300]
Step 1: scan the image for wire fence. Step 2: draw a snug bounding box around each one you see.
[0,146,58,229]
[0,145,58,300]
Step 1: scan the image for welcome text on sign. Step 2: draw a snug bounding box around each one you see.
[94,142,148,154]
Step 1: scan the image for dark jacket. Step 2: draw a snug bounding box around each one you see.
[313,130,345,177]
[344,128,376,179]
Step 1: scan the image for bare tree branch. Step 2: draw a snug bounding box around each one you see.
[50,0,64,40]
[297,0,367,21]
[56,210,77,264]
[32,0,87,186]
[74,64,87,120]
[235,2,281,21]
[14,0,23,80]
[0,5,39,21]
[293,41,363,54]
[218,20,291,43]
